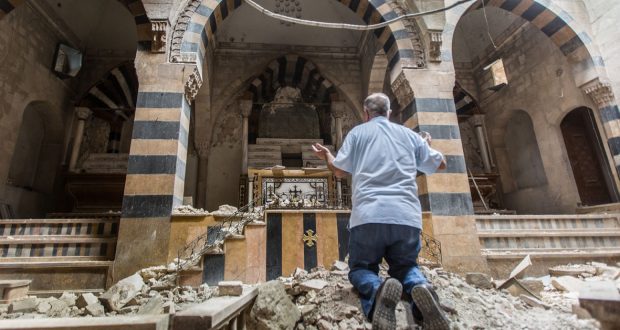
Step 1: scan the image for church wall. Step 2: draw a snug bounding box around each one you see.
[457,22,601,214]
[0,4,76,217]
[587,1,620,103]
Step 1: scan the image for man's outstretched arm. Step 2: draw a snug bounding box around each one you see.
[311,143,348,178]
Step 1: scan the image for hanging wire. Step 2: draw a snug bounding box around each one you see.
[480,0,498,49]
[243,0,474,30]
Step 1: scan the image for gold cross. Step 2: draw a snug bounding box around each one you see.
[303,229,318,248]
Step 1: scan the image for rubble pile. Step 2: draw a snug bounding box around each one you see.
[252,261,603,330]
[0,266,215,320]
[539,262,620,314]
[172,204,209,215]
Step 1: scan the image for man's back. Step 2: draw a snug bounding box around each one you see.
[333,116,443,229]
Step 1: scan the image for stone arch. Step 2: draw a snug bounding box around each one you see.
[0,0,152,44]
[452,0,603,85]
[172,0,418,86]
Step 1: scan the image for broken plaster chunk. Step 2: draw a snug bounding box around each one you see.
[331,260,349,272]
[300,279,328,292]
[9,297,38,313]
[572,303,592,319]
[218,281,244,296]
[85,303,105,317]
[465,273,493,289]
[519,294,550,309]
[98,273,145,311]
[551,276,584,293]
[76,293,99,309]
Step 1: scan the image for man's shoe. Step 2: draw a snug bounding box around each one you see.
[371,278,402,330]
[410,284,450,330]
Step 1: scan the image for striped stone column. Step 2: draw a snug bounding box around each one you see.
[114,55,193,279]
[393,70,487,273]
[584,81,620,179]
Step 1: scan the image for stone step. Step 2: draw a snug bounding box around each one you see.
[248,151,282,159]
[302,160,328,168]
[482,248,620,259]
[248,160,282,168]
[248,145,281,152]
[477,229,620,238]
[479,234,620,250]
[476,214,620,231]
[0,236,117,244]
[300,145,335,154]
[0,218,119,237]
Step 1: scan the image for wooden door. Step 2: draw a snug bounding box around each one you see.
[561,108,612,206]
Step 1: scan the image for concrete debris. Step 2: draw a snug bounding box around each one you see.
[75,293,99,309]
[551,276,584,293]
[549,264,597,277]
[571,303,592,319]
[331,261,349,272]
[249,280,301,330]
[465,272,493,289]
[218,281,243,296]
[8,297,38,313]
[172,204,208,215]
[85,303,105,317]
[518,278,545,295]
[211,204,238,217]
[300,279,329,292]
[59,292,77,307]
[98,273,145,311]
[520,294,550,309]
[137,294,164,315]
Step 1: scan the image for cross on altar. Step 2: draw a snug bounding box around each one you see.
[289,185,302,199]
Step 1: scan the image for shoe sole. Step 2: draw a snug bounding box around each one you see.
[411,286,450,330]
[372,279,402,330]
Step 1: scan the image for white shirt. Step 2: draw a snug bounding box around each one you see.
[332,116,444,229]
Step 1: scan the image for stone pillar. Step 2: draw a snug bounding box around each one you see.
[468,115,492,173]
[239,99,253,175]
[196,144,209,209]
[584,81,620,178]
[393,69,488,273]
[69,107,91,172]
[247,175,254,207]
[114,50,199,280]
[331,101,346,150]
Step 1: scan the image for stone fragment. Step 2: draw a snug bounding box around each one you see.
[299,304,316,316]
[8,297,38,313]
[292,267,308,278]
[519,294,549,309]
[86,303,105,317]
[47,299,69,317]
[317,319,333,330]
[99,273,144,311]
[519,279,545,295]
[76,293,99,309]
[549,264,596,277]
[137,294,164,315]
[36,301,51,314]
[572,303,592,319]
[59,292,77,307]
[250,280,301,330]
[551,276,584,293]
[331,260,349,272]
[163,301,175,314]
[218,281,243,296]
[466,273,493,289]
[300,279,329,292]
[119,305,139,315]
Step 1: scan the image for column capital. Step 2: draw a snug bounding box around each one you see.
[331,101,347,118]
[391,71,415,108]
[239,99,253,117]
[184,66,203,103]
[584,81,615,108]
[468,114,485,127]
[75,107,92,120]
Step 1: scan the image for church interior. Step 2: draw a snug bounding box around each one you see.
[0,0,619,327]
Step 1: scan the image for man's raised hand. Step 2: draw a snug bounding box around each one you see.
[311,143,330,161]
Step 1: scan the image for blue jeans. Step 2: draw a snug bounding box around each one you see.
[347,223,427,318]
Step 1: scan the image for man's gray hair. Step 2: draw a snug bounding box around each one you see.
[363,93,391,116]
